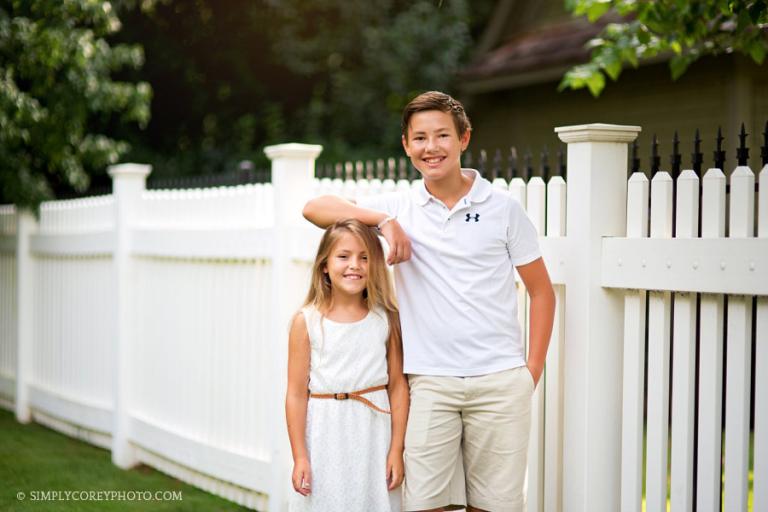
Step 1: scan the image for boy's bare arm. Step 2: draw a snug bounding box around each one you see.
[303,195,412,264]
[517,257,556,386]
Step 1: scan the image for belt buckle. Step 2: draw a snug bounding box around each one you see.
[334,393,349,400]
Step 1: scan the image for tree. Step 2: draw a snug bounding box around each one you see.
[0,0,151,210]
[560,0,768,96]
[267,0,475,159]
[108,0,491,177]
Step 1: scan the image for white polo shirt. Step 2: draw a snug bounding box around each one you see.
[357,169,541,376]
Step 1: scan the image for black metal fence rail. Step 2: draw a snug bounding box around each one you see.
[317,145,568,184]
[146,163,270,190]
[630,121,767,187]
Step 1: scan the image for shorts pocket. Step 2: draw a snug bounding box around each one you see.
[523,366,536,392]
[404,394,433,448]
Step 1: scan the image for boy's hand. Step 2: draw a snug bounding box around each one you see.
[527,363,544,387]
[386,449,404,490]
[381,219,412,264]
[292,458,312,496]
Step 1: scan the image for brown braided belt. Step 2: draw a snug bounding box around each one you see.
[310,384,390,414]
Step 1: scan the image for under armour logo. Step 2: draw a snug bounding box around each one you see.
[465,213,480,222]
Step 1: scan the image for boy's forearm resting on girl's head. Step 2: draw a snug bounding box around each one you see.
[302,195,388,228]
[303,195,413,264]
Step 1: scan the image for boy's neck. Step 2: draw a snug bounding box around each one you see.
[423,167,474,210]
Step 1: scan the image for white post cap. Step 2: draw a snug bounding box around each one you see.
[107,163,152,178]
[555,123,641,143]
[264,143,323,161]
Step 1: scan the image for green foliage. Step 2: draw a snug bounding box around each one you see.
[269,0,472,157]
[111,0,483,177]
[0,0,151,210]
[560,0,768,96]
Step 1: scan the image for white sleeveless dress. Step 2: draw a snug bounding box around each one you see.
[290,305,402,512]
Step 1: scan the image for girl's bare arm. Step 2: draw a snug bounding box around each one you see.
[385,321,409,489]
[285,313,312,494]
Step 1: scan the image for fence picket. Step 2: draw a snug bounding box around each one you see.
[756,163,768,512]
[525,176,546,512]
[696,167,727,512]
[670,169,699,512]
[544,175,566,512]
[646,170,673,512]
[621,172,649,512]
[724,165,755,512]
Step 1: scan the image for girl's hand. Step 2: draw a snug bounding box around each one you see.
[386,449,404,490]
[292,458,312,496]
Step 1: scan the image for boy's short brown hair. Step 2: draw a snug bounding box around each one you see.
[401,91,472,138]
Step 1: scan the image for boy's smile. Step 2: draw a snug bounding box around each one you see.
[402,110,470,183]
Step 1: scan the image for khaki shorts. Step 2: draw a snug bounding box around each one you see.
[403,366,534,512]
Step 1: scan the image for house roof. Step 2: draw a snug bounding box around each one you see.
[459,17,609,93]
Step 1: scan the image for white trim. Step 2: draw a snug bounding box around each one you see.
[30,231,113,256]
[28,383,113,434]
[131,228,273,260]
[602,237,768,294]
[130,414,272,492]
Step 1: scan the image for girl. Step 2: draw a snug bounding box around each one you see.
[286,219,409,511]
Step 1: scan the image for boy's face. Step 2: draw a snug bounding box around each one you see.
[402,110,470,183]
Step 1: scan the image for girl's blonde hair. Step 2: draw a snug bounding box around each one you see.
[304,219,401,345]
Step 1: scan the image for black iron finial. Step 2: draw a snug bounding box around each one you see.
[524,148,533,181]
[762,120,768,166]
[631,139,640,175]
[463,150,473,169]
[397,157,407,180]
[408,160,418,181]
[478,149,487,177]
[651,134,660,176]
[387,158,396,180]
[714,127,726,170]
[558,144,566,179]
[692,129,703,175]
[737,122,749,166]
[507,147,518,181]
[670,131,681,179]
[492,149,501,181]
[541,146,550,181]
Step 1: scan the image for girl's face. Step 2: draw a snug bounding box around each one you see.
[323,232,369,299]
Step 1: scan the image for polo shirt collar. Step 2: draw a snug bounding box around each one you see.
[413,168,492,206]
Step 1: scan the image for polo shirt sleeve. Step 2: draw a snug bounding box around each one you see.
[507,197,542,266]
[355,192,401,218]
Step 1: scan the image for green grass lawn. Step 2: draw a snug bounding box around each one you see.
[0,408,252,511]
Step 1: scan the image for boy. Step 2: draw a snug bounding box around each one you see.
[302,91,555,512]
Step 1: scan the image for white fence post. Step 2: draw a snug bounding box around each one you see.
[264,143,323,512]
[15,210,37,423]
[555,123,640,512]
[108,163,151,469]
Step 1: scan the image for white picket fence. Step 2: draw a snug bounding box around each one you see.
[0,125,765,512]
